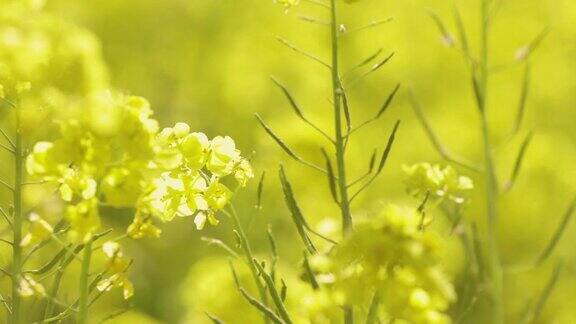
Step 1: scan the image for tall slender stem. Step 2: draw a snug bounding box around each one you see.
[11,103,23,324]
[329,0,352,235]
[478,0,503,322]
[229,206,270,324]
[77,237,93,324]
[329,1,353,323]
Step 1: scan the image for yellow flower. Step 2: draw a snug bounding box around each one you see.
[207,136,240,177]
[18,275,46,298]
[98,242,134,299]
[20,213,53,247]
[127,211,162,239]
[234,159,254,187]
[181,132,210,170]
[65,198,101,242]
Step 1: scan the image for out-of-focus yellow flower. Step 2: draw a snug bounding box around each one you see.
[403,163,473,205]
[97,242,134,299]
[20,213,53,247]
[274,0,299,9]
[18,275,46,298]
[65,198,100,242]
[127,211,162,239]
[305,204,456,323]
[234,159,254,187]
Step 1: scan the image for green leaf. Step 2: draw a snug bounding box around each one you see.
[253,260,293,324]
[366,289,381,324]
[536,195,576,265]
[452,5,469,52]
[280,279,288,302]
[375,83,400,119]
[524,264,561,324]
[270,76,304,119]
[256,172,266,209]
[205,312,225,324]
[426,9,453,45]
[256,114,326,173]
[229,262,284,324]
[302,251,319,290]
[376,120,400,174]
[278,165,317,253]
[504,131,533,191]
[25,247,68,275]
[513,64,531,134]
[409,92,480,172]
[321,148,339,203]
[341,91,352,134]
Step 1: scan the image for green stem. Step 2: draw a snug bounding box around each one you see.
[329,1,353,323]
[478,0,503,322]
[329,0,352,236]
[229,206,271,324]
[77,238,93,324]
[11,103,23,324]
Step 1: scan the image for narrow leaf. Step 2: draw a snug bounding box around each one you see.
[206,312,225,324]
[256,172,266,209]
[452,5,469,52]
[371,52,395,72]
[426,9,453,45]
[513,64,531,134]
[536,196,576,265]
[375,83,400,119]
[256,114,325,173]
[366,289,381,324]
[253,260,293,324]
[350,121,401,202]
[350,48,383,73]
[341,91,352,133]
[230,262,284,324]
[504,131,533,191]
[516,27,550,61]
[368,149,377,172]
[270,78,333,142]
[278,165,317,253]
[270,76,304,119]
[321,148,339,203]
[409,92,480,172]
[526,264,561,324]
[25,247,68,275]
[276,36,331,69]
[376,120,401,174]
[280,279,288,302]
[201,237,239,259]
[302,251,319,290]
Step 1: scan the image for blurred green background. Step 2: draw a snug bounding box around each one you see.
[2,0,575,322]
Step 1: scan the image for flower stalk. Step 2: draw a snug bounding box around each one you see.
[477,0,503,322]
[77,237,93,324]
[227,205,271,324]
[11,102,23,324]
[329,2,353,323]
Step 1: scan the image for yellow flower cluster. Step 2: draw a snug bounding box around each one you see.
[403,163,473,205]
[305,205,456,323]
[26,93,253,240]
[0,0,108,130]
